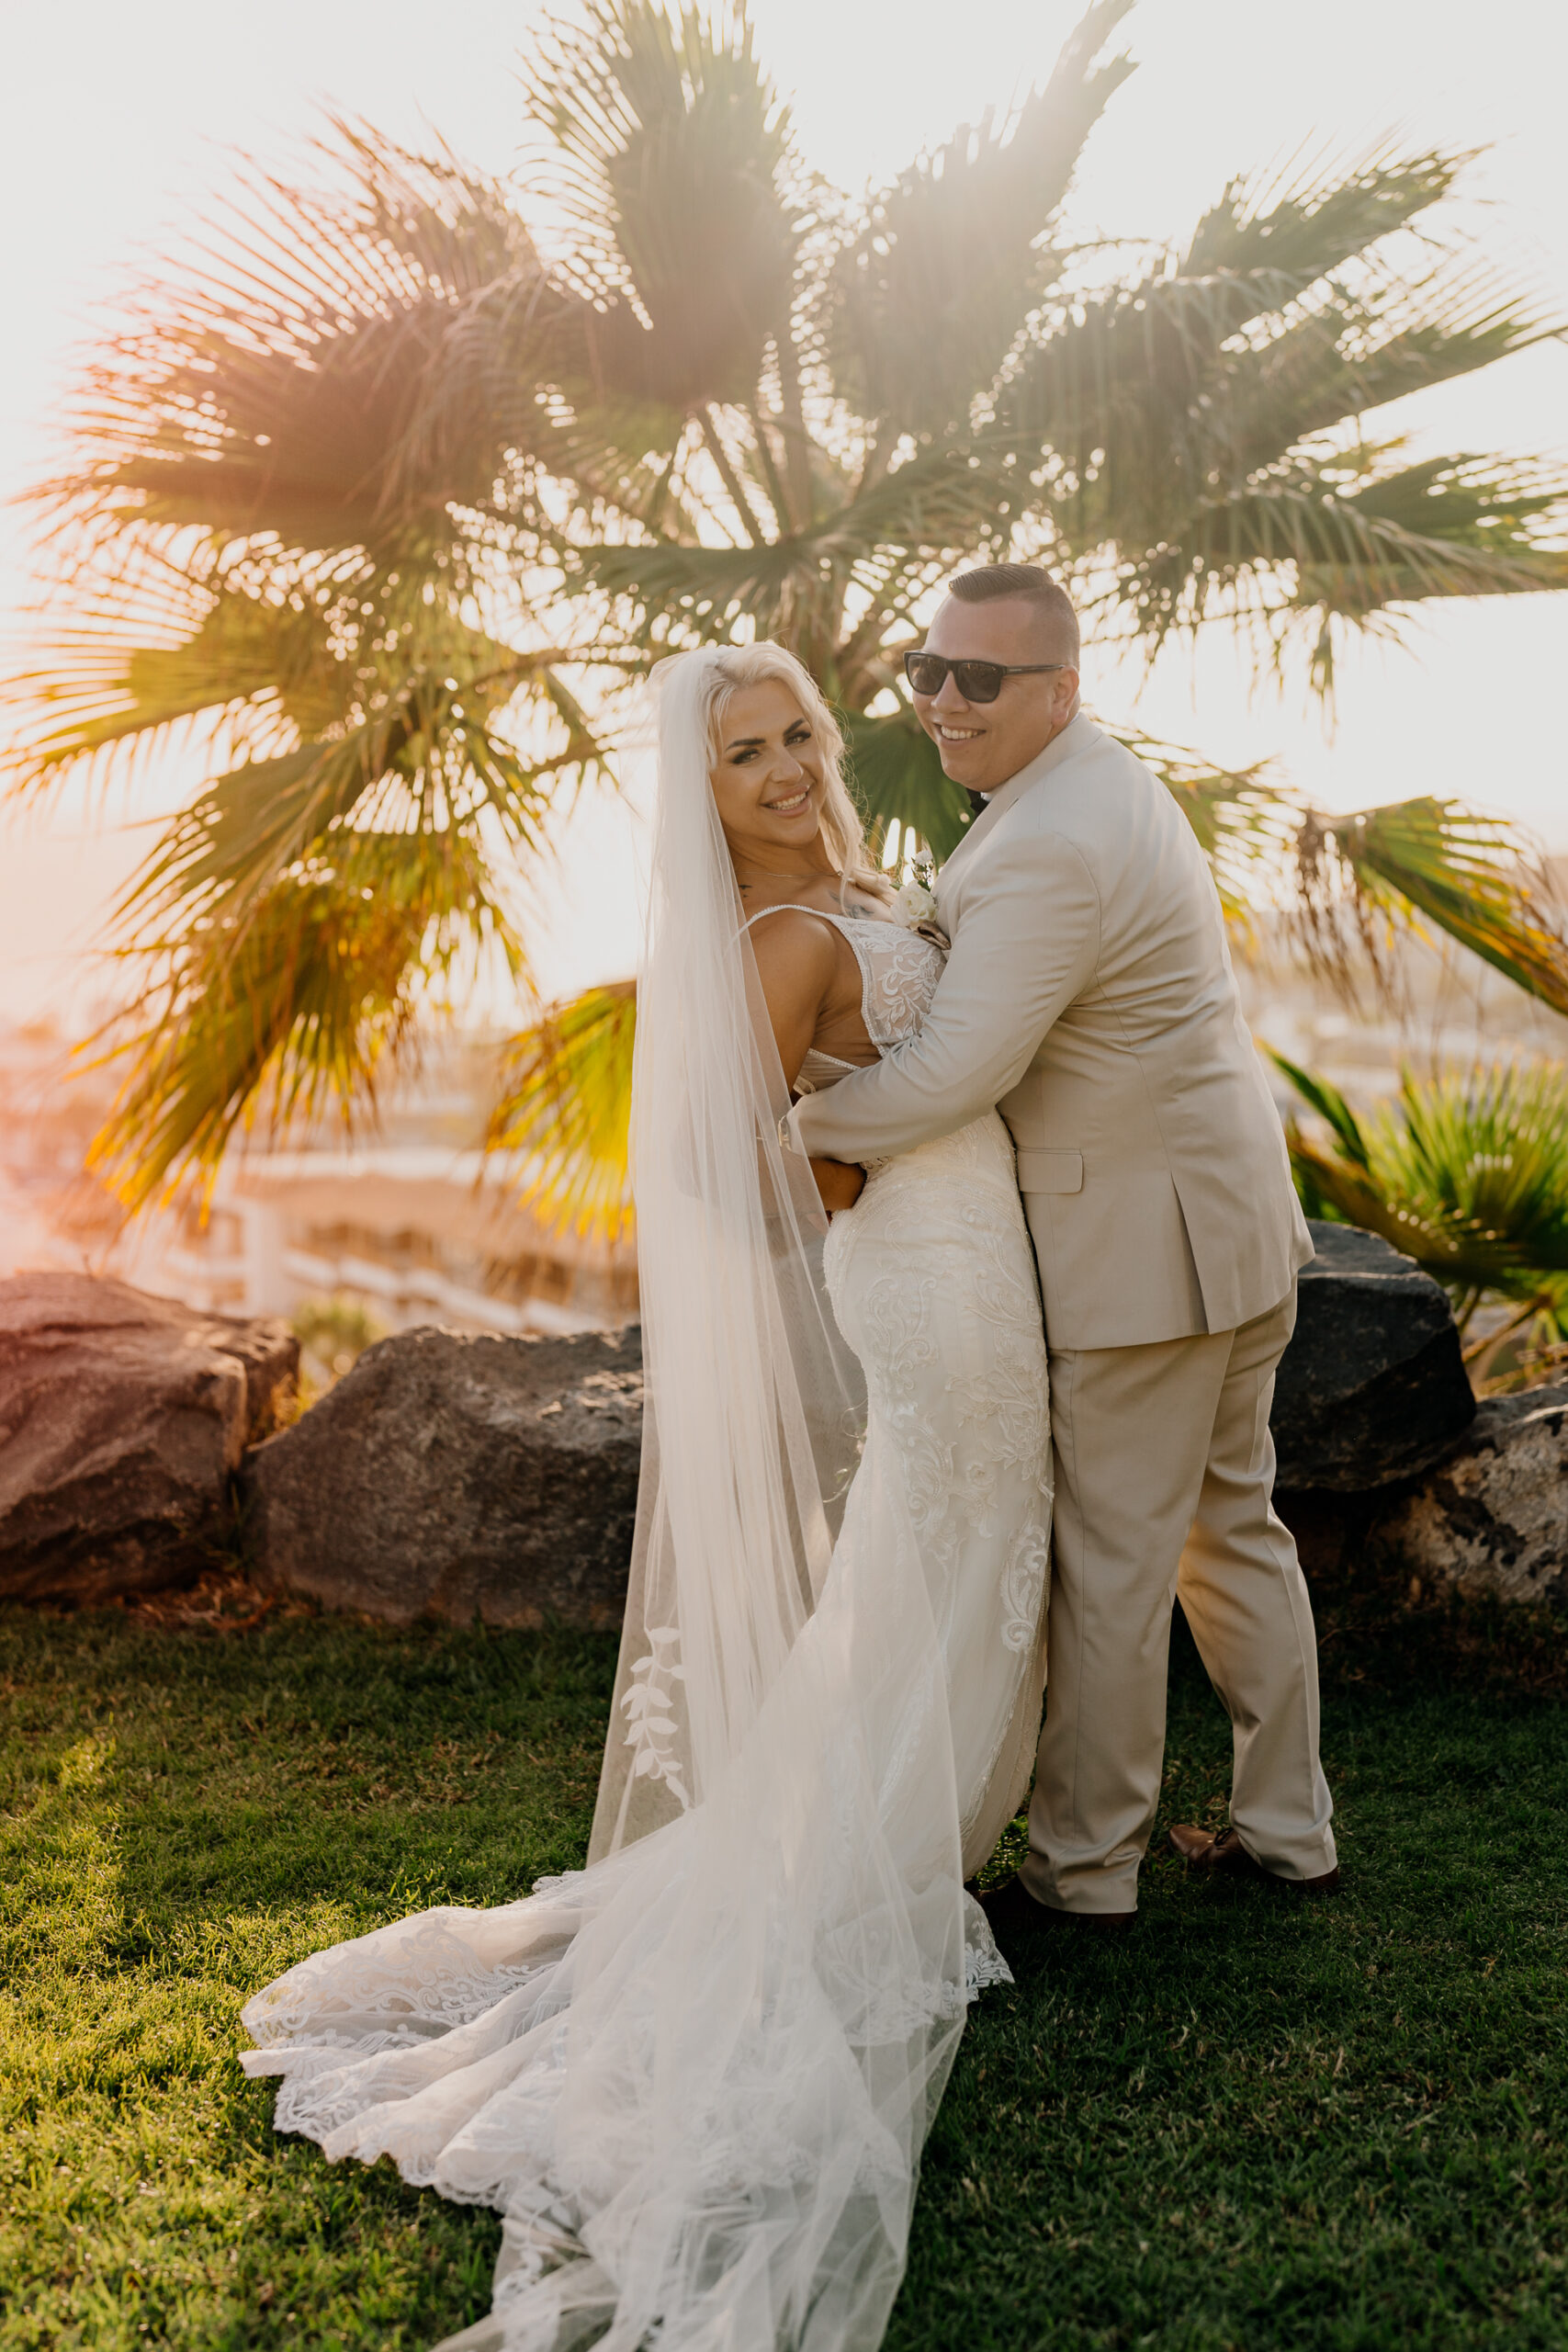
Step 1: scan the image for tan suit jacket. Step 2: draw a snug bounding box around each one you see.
[790,714,1313,1350]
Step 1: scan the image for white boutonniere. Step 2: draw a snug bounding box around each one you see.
[887,853,948,946]
[890,876,939,930]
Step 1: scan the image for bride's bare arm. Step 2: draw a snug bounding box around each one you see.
[809,1158,868,1213]
[748,913,867,1214]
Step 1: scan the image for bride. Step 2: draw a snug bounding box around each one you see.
[241,642,1053,2352]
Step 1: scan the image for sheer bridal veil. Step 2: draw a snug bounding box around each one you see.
[589,645,865,1858]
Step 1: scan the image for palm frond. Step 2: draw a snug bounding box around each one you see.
[4,583,322,790]
[6,569,599,884]
[1263,1046,1371,1168]
[1293,797,1568,1018]
[51,615,601,1210]
[121,700,557,950]
[1115,455,1568,673]
[1212,279,1551,483]
[1280,1121,1460,1265]
[1290,456,1568,635]
[993,269,1280,537]
[40,122,579,569]
[88,828,520,1210]
[826,0,1135,441]
[573,439,1022,651]
[987,134,1565,665]
[488,981,637,1240]
[1181,144,1464,281]
[842,707,973,862]
[523,0,799,413]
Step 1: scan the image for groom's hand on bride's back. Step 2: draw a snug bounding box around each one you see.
[811,1158,866,1215]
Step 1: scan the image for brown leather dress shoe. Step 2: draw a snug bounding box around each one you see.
[1168,1823,1340,1895]
[979,1874,1136,1957]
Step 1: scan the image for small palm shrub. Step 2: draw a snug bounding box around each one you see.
[1271,1049,1568,1385]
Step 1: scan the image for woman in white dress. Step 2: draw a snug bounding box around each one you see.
[242,642,1053,2352]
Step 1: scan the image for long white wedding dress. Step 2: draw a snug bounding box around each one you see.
[242,656,1052,2352]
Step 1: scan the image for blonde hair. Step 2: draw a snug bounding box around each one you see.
[694,641,893,909]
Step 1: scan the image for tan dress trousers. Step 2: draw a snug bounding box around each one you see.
[1019,1284,1337,1916]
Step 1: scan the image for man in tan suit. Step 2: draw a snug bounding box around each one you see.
[790,563,1337,1929]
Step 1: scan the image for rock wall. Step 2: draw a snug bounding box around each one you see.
[6,1225,1563,1625]
[1366,1385,1568,1607]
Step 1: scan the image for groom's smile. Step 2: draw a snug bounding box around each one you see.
[908,578,1080,797]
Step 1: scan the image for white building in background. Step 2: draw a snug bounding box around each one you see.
[4,869,1566,1332]
[160,1148,636,1337]
[0,1020,635,1336]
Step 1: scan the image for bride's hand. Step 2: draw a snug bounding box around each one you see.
[811,1157,866,1215]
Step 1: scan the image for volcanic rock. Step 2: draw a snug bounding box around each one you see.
[1271,1221,1475,1491]
[1369,1383,1568,1605]
[0,1272,298,1604]
[243,1323,642,1629]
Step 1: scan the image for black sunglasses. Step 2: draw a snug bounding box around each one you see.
[902,650,1067,705]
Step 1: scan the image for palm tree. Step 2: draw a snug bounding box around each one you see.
[6,0,1568,1222]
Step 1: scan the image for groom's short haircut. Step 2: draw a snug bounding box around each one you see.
[948,563,1079,665]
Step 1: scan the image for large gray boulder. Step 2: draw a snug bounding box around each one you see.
[1271,1221,1475,1490]
[0,1272,298,1604]
[243,1323,643,1628]
[1369,1383,1568,1605]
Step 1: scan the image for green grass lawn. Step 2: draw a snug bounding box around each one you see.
[3,1580,1565,2352]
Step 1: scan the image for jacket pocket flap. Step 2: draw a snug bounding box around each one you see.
[1016,1148,1083,1194]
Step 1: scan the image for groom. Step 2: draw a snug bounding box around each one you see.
[789,563,1337,1929]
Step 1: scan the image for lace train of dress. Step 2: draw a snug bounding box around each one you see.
[242,1110,1049,2350]
[242,897,1051,2352]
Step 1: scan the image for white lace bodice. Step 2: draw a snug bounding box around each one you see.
[742,904,944,1092]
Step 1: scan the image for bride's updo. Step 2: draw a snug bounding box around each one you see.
[689,640,895,910]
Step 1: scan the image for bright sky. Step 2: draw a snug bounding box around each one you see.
[3,0,1565,1023]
